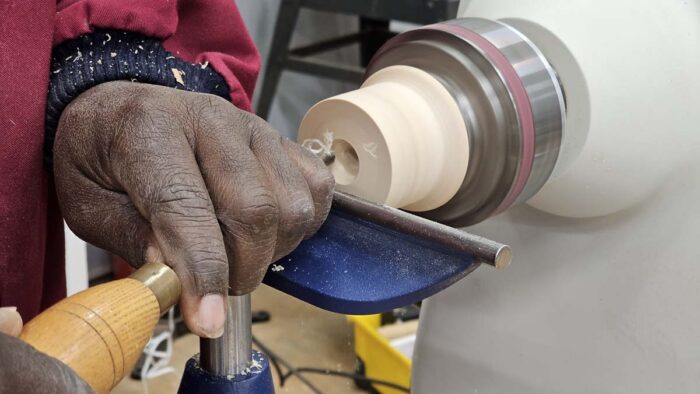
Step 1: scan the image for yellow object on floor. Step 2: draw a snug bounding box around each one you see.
[348,315,412,394]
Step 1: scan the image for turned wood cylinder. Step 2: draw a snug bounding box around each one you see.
[19,262,180,394]
[299,65,470,212]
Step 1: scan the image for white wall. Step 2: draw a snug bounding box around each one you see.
[64,224,88,295]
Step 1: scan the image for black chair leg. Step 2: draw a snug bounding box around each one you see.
[359,17,391,67]
[256,0,301,120]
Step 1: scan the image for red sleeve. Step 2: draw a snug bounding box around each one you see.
[54,0,261,111]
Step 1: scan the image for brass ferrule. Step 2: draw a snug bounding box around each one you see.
[129,261,181,314]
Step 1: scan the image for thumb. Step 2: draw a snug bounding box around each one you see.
[0,307,23,337]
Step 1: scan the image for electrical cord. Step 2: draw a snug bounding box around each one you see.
[282,368,410,393]
[252,334,411,394]
[252,335,323,394]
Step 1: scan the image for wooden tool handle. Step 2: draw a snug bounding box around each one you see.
[19,262,181,394]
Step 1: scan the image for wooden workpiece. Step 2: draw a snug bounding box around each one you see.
[299,65,469,212]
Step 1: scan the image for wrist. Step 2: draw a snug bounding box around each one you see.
[45,29,230,170]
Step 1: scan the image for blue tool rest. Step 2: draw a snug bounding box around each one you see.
[261,207,481,315]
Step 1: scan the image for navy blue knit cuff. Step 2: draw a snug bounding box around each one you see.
[45,29,230,169]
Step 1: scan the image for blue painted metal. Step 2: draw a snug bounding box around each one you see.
[178,351,274,394]
[262,209,481,315]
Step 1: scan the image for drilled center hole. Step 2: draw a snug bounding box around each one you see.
[328,139,359,185]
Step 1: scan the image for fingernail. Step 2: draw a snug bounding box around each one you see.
[0,306,23,337]
[197,295,225,338]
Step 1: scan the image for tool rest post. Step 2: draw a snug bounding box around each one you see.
[200,294,253,376]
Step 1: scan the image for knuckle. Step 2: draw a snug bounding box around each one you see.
[231,108,271,140]
[228,264,266,295]
[201,104,266,143]
[312,170,336,198]
[187,254,229,295]
[307,170,335,223]
[149,172,213,218]
[279,194,315,237]
[288,195,315,225]
[240,192,279,228]
[183,94,228,133]
[219,189,279,241]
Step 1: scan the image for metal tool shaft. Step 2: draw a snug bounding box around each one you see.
[333,191,512,269]
[200,294,252,376]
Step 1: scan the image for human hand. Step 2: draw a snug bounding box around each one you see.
[53,82,334,338]
[0,307,93,393]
